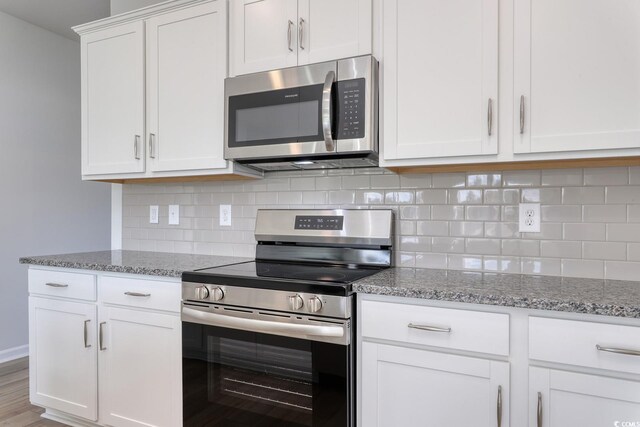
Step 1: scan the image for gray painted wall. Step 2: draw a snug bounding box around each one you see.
[110,0,164,15]
[0,11,111,354]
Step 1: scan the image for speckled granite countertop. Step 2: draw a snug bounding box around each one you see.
[353,268,640,318]
[19,250,252,278]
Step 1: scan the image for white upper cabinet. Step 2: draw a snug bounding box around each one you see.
[230,0,298,76]
[381,0,499,161]
[81,22,145,176]
[146,1,228,172]
[230,0,372,76]
[514,0,640,154]
[297,0,372,66]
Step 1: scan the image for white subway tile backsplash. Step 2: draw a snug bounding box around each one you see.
[122,166,640,281]
[605,261,640,281]
[541,169,583,187]
[584,167,629,186]
[583,205,627,223]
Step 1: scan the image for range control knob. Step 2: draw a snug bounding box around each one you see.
[288,294,304,311]
[195,286,210,300]
[211,287,225,301]
[308,296,323,313]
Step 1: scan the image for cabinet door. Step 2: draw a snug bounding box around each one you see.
[29,297,97,420]
[99,306,182,427]
[146,1,229,172]
[529,367,640,426]
[81,22,145,176]
[297,0,371,65]
[382,0,498,160]
[230,0,298,76]
[361,342,509,427]
[514,0,640,153]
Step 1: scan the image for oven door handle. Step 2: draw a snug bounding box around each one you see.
[182,307,344,338]
[322,70,336,152]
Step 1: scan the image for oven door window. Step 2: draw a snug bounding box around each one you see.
[183,322,351,427]
[228,84,324,148]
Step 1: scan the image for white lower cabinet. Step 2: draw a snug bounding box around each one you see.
[361,342,509,427]
[29,297,98,421]
[99,306,182,427]
[529,367,640,427]
[28,268,182,427]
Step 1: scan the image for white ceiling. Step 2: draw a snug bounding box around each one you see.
[0,0,110,41]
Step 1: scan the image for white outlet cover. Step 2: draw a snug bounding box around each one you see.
[149,205,159,224]
[220,205,231,226]
[168,205,180,225]
[519,203,541,233]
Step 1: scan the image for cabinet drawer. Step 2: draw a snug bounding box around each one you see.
[361,301,510,356]
[529,317,640,375]
[28,269,96,301]
[99,276,180,313]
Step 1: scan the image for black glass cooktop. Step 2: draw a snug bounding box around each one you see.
[182,261,385,296]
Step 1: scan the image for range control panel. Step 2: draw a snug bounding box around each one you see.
[295,216,345,230]
[336,78,366,140]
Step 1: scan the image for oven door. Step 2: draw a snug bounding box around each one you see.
[182,304,353,427]
[224,60,338,161]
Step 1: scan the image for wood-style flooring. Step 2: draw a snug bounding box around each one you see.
[0,358,64,426]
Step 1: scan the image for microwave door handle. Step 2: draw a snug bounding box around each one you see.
[322,70,336,152]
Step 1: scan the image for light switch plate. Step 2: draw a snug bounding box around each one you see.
[519,203,541,233]
[168,205,180,225]
[149,205,159,224]
[220,205,231,226]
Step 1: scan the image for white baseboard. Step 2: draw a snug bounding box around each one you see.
[0,344,29,364]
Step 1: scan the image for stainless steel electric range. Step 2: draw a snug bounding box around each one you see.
[181,209,393,427]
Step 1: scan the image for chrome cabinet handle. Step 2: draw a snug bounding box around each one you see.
[134,135,141,159]
[488,98,493,136]
[596,344,640,357]
[84,320,91,348]
[99,322,106,351]
[537,392,542,427]
[519,95,525,134]
[299,18,305,50]
[407,323,451,333]
[287,20,294,51]
[149,133,156,159]
[322,70,336,152]
[497,385,502,427]
[45,282,68,288]
[124,291,151,297]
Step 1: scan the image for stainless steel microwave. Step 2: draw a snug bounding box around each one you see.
[224,55,378,171]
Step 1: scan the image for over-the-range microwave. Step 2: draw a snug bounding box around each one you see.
[224,55,378,171]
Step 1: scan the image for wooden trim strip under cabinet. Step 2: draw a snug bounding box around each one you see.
[97,174,259,184]
[388,156,640,174]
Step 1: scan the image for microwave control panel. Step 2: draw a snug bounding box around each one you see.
[336,78,366,140]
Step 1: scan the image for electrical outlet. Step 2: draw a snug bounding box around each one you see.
[168,205,180,225]
[220,205,231,226]
[519,203,540,233]
[149,205,159,224]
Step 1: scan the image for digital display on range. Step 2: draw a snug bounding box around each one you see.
[295,216,344,230]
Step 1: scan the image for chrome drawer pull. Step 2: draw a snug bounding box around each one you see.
[537,392,542,427]
[487,98,493,136]
[84,320,91,348]
[45,282,68,288]
[124,291,151,297]
[408,323,451,333]
[519,95,525,134]
[287,20,294,51]
[497,385,502,427]
[99,322,106,351]
[596,344,640,357]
